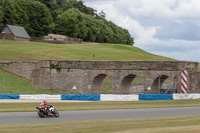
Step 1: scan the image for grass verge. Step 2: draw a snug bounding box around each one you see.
[1,115,200,133]
[1,99,200,112]
[0,40,175,62]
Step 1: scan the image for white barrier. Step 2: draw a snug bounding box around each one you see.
[18,94,200,101]
[20,95,61,100]
[173,94,200,100]
[101,94,139,101]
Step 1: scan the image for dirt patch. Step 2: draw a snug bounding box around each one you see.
[17,53,38,62]
[77,42,100,45]
[0,58,16,62]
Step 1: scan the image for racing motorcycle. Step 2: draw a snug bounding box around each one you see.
[36,105,59,118]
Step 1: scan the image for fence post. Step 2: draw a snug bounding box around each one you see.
[3,74,6,94]
[136,76,138,94]
[173,76,176,94]
[158,75,161,94]
[85,73,88,94]
[112,76,114,94]
[59,73,62,95]
[31,74,34,95]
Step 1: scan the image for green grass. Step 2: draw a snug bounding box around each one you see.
[1,99,200,112]
[1,115,200,133]
[0,40,175,62]
[1,100,200,132]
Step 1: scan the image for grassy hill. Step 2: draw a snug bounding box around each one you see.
[0,40,175,62]
[0,40,176,94]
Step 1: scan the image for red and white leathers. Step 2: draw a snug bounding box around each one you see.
[40,100,50,111]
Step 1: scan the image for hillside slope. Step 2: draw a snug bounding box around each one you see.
[0,40,175,62]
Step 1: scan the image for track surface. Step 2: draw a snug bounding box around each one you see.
[1,107,200,124]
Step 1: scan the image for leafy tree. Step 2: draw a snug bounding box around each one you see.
[36,0,98,20]
[1,0,29,27]
[0,6,3,30]
[55,8,88,39]
[84,15,99,42]
[25,0,55,36]
[0,0,134,44]
[1,0,17,25]
[98,10,106,19]
[0,0,54,37]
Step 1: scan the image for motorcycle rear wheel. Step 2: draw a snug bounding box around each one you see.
[38,111,46,118]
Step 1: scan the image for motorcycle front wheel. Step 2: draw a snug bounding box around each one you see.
[54,110,59,117]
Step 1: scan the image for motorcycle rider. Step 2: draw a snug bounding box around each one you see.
[40,100,51,112]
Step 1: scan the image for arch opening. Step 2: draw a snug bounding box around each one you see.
[90,74,112,94]
[120,74,142,94]
[151,75,175,94]
[130,76,144,94]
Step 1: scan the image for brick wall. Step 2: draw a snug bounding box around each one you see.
[0,33,14,40]
[0,33,30,41]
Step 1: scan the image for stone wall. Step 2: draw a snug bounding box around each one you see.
[0,61,38,80]
[188,71,200,93]
[40,60,198,71]
[31,34,82,44]
[0,60,199,94]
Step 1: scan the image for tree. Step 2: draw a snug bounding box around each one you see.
[0,0,134,44]
[1,0,17,25]
[0,6,3,30]
[0,0,54,37]
[1,0,29,26]
[55,8,88,39]
[37,0,98,21]
[25,1,54,36]
[84,15,99,42]
[98,10,106,19]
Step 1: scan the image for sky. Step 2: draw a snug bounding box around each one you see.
[83,0,200,62]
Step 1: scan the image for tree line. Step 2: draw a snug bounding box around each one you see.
[0,0,134,45]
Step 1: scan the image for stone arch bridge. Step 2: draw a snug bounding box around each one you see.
[0,60,199,94]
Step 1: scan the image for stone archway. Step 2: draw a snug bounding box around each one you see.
[151,75,169,93]
[90,74,108,94]
[120,74,137,94]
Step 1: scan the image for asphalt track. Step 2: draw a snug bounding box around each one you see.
[1,107,200,124]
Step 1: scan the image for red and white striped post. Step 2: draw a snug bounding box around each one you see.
[181,70,188,94]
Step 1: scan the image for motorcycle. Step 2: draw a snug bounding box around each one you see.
[36,105,59,118]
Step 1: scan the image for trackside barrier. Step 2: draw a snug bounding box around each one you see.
[20,95,61,100]
[0,94,19,99]
[139,94,173,101]
[61,95,100,101]
[1,94,200,101]
[173,94,200,100]
[101,94,139,101]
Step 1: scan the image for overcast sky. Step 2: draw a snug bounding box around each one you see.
[83,0,200,62]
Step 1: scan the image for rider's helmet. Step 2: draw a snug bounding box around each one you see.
[43,100,47,104]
